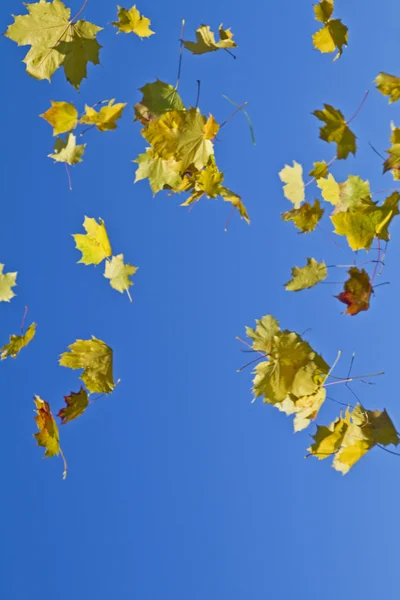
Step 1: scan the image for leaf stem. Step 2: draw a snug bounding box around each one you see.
[175,19,185,91]
[220,102,249,130]
[59,446,68,480]
[237,354,265,372]
[371,237,381,284]
[324,371,384,387]
[65,164,72,191]
[195,80,201,108]
[347,89,369,125]
[20,306,28,335]
[71,0,89,24]
[236,336,266,358]
[224,48,237,59]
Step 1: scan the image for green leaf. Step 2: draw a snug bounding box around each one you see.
[375,72,400,104]
[48,133,86,165]
[58,387,89,424]
[73,217,112,265]
[0,264,17,302]
[5,0,102,88]
[282,199,324,233]
[112,5,154,37]
[331,192,400,250]
[176,108,217,170]
[134,80,185,123]
[183,24,237,54]
[1,323,36,359]
[278,161,305,208]
[313,104,356,159]
[285,258,327,292]
[134,148,182,194]
[104,254,137,301]
[40,101,78,136]
[59,336,115,394]
[309,161,329,179]
[317,174,371,213]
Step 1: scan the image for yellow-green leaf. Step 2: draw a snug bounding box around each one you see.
[112,5,154,37]
[336,267,372,315]
[277,388,327,432]
[183,24,236,55]
[176,108,217,170]
[134,148,182,194]
[134,80,185,123]
[59,336,115,394]
[278,161,305,208]
[40,101,78,136]
[282,199,324,233]
[314,0,334,23]
[313,104,356,159]
[375,73,400,104]
[312,19,348,60]
[58,387,89,424]
[73,216,112,266]
[0,264,17,302]
[48,133,86,165]
[34,396,60,458]
[104,254,137,301]
[285,258,327,292]
[309,160,329,179]
[1,323,36,360]
[80,100,127,131]
[318,174,371,213]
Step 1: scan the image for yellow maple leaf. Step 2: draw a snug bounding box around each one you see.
[80,100,127,132]
[40,101,78,136]
[73,216,112,265]
[279,161,305,208]
[112,5,154,37]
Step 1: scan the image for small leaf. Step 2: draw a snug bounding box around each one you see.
[73,216,112,265]
[34,396,60,458]
[312,19,348,60]
[80,100,127,131]
[313,104,356,159]
[278,161,305,208]
[134,148,182,194]
[59,337,115,394]
[104,254,137,300]
[336,267,372,315]
[309,160,329,179]
[375,72,400,104]
[48,133,86,165]
[285,258,327,291]
[134,80,185,123]
[40,101,78,136]
[318,174,371,213]
[0,264,17,302]
[112,5,154,37]
[282,199,324,233]
[314,0,334,23]
[183,24,237,55]
[58,387,89,424]
[1,323,36,359]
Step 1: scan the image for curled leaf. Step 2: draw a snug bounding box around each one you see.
[336,267,372,315]
[1,323,36,360]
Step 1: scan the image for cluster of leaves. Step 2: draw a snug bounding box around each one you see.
[241,315,399,473]
[133,80,249,223]
[312,0,348,60]
[73,216,137,301]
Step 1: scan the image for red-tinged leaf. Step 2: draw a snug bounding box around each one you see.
[336,267,372,315]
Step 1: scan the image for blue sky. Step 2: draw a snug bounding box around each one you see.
[1,0,400,598]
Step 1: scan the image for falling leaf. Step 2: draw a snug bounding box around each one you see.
[142,109,187,160]
[318,174,371,213]
[40,101,78,136]
[183,24,236,55]
[313,104,356,159]
[104,254,137,300]
[5,0,102,88]
[59,336,115,394]
[278,161,305,208]
[309,160,329,179]
[282,199,324,233]
[0,264,17,302]
[220,187,250,224]
[331,192,400,250]
[375,73,400,104]
[336,267,372,315]
[277,388,327,432]
[73,216,112,265]
[1,323,36,360]
[176,108,217,170]
[313,0,334,23]
[134,80,185,123]
[285,258,328,292]
[34,396,60,457]
[134,148,182,194]
[308,405,399,474]
[384,125,400,177]
[58,387,89,424]
[112,5,154,37]
[48,133,86,165]
[245,314,280,355]
[312,0,348,59]
[80,100,127,131]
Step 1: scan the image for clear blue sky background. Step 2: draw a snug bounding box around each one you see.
[1,1,400,598]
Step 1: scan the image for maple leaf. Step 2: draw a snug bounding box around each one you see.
[278,161,305,208]
[309,161,329,179]
[331,192,400,250]
[59,336,115,394]
[313,0,334,22]
[277,388,327,432]
[33,396,60,457]
[313,104,356,159]
[73,216,112,265]
[317,174,371,213]
[183,24,237,55]
[48,133,86,165]
[5,0,103,88]
[134,80,185,123]
[1,323,36,360]
[0,264,17,302]
[58,387,89,424]
[245,314,281,355]
[104,254,137,301]
[375,73,400,104]
[312,0,348,59]
[134,148,182,194]
[40,100,78,135]
[309,405,399,474]
[79,100,127,131]
[285,258,327,292]
[383,125,400,177]
[282,199,324,233]
[112,5,154,37]
[336,267,372,315]
[142,110,187,160]
[220,187,250,224]
[176,108,218,171]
